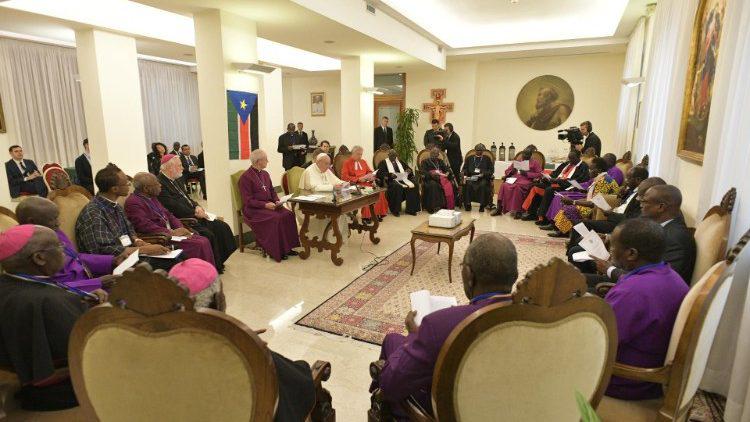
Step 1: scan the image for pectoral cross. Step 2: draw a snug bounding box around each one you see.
[422,89,454,124]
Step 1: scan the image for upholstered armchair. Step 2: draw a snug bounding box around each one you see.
[369,258,618,422]
[42,163,73,191]
[0,206,18,232]
[48,185,93,249]
[615,151,633,175]
[68,265,335,421]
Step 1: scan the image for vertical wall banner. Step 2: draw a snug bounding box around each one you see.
[226,90,258,160]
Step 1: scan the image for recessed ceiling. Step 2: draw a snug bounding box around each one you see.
[379,0,630,48]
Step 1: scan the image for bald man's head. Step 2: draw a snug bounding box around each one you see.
[15,197,60,231]
[461,233,518,300]
[636,177,667,201]
[132,172,161,197]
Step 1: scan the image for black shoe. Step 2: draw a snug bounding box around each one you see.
[512,212,522,220]
[539,224,556,231]
[362,218,371,224]
[281,255,289,260]
[479,206,485,213]
[535,219,549,226]
[464,205,471,212]
[548,231,567,238]
[406,211,417,216]
[490,209,502,216]
[287,250,299,256]
[521,213,536,221]
[377,216,384,222]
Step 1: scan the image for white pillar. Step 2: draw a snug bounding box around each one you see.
[75,29,148,180]
[194,10,261,232]
[261,68,285,181]
[340,57,374,158]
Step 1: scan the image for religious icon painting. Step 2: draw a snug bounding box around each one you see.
[516,75,575,131]
[677,0,726,164]
[226,90,259,160]
[311,92,326,116]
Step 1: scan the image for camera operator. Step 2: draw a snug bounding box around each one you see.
[578,121,601,156]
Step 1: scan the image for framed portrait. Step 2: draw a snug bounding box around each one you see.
[0,95,6,134]
[677,0,726,164]
[516,75,574,131]
[311,92,326,117]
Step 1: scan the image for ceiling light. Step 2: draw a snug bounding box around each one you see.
[233,62,278,74]
[256,38,340,72]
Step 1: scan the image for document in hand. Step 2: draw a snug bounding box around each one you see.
[505,177,517,184]
[394,172,409,182]
[113,250,139,275]
[568,180,584,190]
[579,231,610,260]
[410,290,458,325]
[171,236,188,242]
[205,211,217,221]
[142,249,184,259]
[591,194,612,211]
[513,160,530,171]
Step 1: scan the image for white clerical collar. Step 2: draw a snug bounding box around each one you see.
[661,218,674,227]
[100,195,118,205]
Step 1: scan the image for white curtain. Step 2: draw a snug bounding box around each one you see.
[694,0,750,418]
[138,59,202,152]
[0,38,87,167]
[633,0,699,179]
[613,17,646,156]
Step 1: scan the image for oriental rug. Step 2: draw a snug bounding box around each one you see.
[296,231,567,345]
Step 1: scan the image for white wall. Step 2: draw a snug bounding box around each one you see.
[283,73,341,145]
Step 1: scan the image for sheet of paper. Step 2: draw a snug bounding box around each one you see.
[394,172,409,182]
[278,194,293,205]
[572,251,593,262]
[142,249,183,259]
[467,175,479,182]
[505,177,517,184]
[513,160,530,171]
[429,296,458,313]
[579,232,610,260]
[292,144,307,150]
[113,250,139,275]
[573,223,590,238]
[205,211,217,221]
[171,236,187,242]
[295,194,326,201]
[568,180,584,190]
[410,290,432,326]
[591,194,612,211]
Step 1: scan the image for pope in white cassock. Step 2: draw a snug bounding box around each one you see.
[298,153,351,243]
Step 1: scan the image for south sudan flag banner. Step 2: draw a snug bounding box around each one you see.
[227,90,259,160]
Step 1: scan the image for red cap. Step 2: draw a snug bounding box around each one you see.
[0,224,37,261]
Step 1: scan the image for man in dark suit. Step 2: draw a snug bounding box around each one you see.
[438,122,462,178]
[278,123,306,170]
[296,122,308,146]
[461,144,494,212]
[373,116,394,151]
[423,119,443,147]
[580,121,602,156]
[74,138,94,194]
[5,145,47,198]
[520,150,590,222]
[589,185,697,286]
[169,141,181,156]
[157,155,236,272]
[179,144,206,200]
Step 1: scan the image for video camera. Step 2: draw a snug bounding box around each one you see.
[557,127,583,144]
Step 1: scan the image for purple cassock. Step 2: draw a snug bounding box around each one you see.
[545,166,622,220]
[374,294,512,419]
[54,230,113,293]
[605,262,689,400]
[496,160,542,213]
[124,192,215,267]
[239,167,300,262]
[607,165,624,186]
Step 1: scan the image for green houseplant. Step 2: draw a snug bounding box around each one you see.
[394,108,420,165]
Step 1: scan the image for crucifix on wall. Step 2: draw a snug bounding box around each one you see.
[422,89,454,124]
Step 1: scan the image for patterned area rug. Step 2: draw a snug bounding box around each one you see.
[689,390,726,421]
[296,231,568,345]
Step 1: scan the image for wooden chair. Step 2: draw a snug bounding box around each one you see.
[369,258,617,421]
[230,169,253,253]
[615,151,633,175]
[48,185,93,249]
[0,206,18,231]
[68,266,335,422]
[415,148,450,202]
[511,150,546,171]
[689,187,736,285]
[42,163,73,191]
[373,149,390,170]
[333,152,351,178]
[597,228,749,421]
[461,149,496,206]
[638,154,649,169]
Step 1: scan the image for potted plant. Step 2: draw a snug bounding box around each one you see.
[394,108,420,165]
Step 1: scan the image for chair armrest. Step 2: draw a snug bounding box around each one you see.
[138,233,170,245]
[370,360,385,381]
[309,361,335,422]
[403,396,435,422]
[311,360,332,385]
[595,282,615,297]
[612,362,671,385]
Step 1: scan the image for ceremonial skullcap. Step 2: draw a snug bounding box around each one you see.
[168,258,218,295]
[0,224,36,261]
[316,153,329,162]
[161,154,177,165]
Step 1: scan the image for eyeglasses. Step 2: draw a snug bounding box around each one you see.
[24,243,64,259]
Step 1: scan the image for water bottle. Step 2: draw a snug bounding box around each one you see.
[498,142,506,161]
[490,142,497,158]
[508,142,516,160]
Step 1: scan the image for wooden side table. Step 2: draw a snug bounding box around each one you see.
[410,218,476,283]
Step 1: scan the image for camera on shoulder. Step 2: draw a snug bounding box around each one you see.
[557,127,583,144]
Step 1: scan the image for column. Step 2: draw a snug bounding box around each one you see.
[193,10,260,232]
[75,29,148,180]
[340,57,374,158]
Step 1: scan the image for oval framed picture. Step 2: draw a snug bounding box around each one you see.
[516,75,574,131]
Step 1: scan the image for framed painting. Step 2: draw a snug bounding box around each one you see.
[0,95,6,134]
[677,0,726,164]
[311,92,326,117]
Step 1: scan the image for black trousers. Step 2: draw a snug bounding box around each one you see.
[385,181,420,215]
[271,351,316,422]
[462,179,490,207]
[18,179,48,198]
[191,218,237,270]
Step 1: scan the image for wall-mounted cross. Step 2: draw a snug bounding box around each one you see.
[422,89,454,124]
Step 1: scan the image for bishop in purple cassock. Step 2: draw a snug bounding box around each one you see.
[239,149,300,262]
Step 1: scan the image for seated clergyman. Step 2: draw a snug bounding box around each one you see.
[603,218,688,400]
[375,149,420,216]
[461,143,494,212]
[420,147,457,213]
[0,225,103,411]
[16,196,124,296]
[371,233,518,419]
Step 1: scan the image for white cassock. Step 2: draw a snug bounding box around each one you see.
[298,165,351,244]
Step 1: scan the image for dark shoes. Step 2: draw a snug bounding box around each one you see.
[377,216,384,222]
[548,231,567,238]
[287,250,299,256]
[539,224,556,231]
[521,213,536,221]
[535,219,550,226]
[464,205,472,212]
[479,206,485,213]
[490,209,502,216]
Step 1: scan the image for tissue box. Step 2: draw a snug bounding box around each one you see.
[429,209,462,228]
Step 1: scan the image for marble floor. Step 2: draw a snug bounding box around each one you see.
[222,209,547,421]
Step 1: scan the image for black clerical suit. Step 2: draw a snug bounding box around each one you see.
[582,132,602,156]
[528,160,590,219]
[157,173,236,271]
[461,154,494,209]
[438,131,463,178]
[74,154,94,194]
[374,125,394,151]
[5,158,48,198]
[180,152,206,198]
[376,158,420,216]
[423,129,443,147]
[278,131,307,170]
